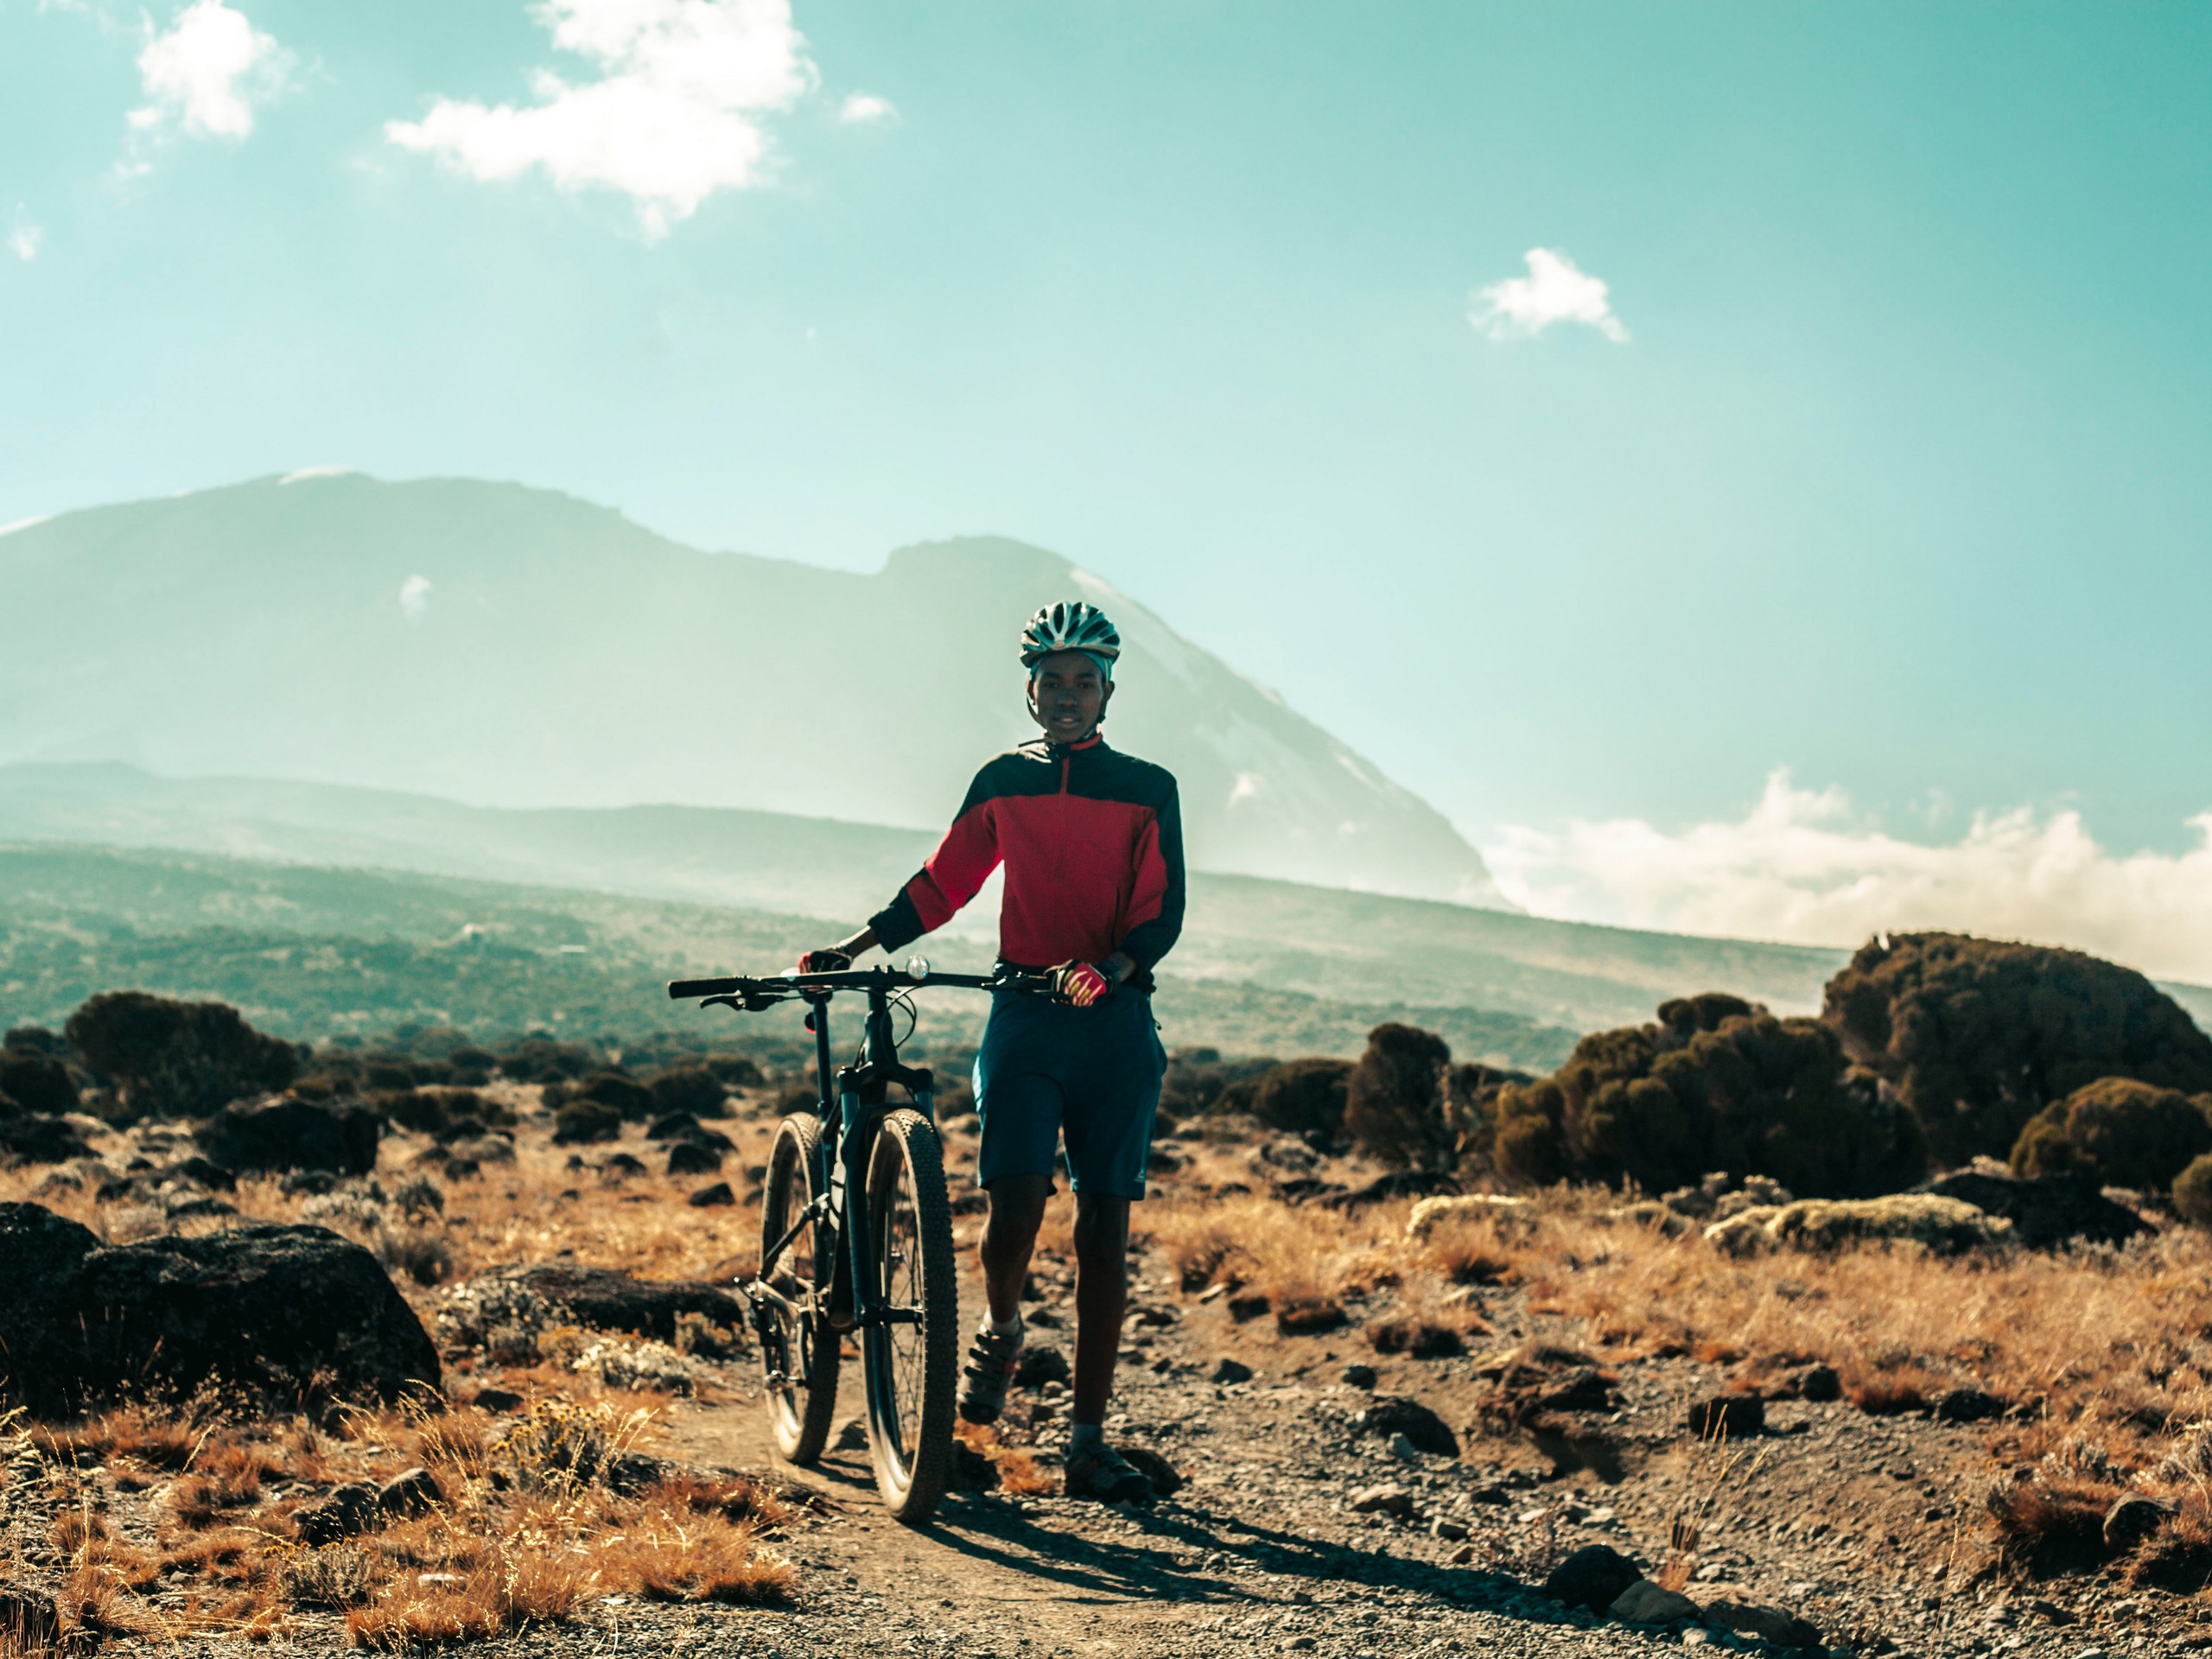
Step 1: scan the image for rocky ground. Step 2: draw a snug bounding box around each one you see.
[6,1084,2209,1657]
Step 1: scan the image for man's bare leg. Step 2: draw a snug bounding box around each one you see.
[1069,1192,1129,1426]
[979,1173,1052,1324]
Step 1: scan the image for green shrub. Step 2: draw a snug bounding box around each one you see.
[2175,1154,2212,1228]
[702,1052,765,1088]
[2010,1077,2212,1191]
[448,1046,499,1085]
[1822,932,2212,1169]
[1491,996,1925,1198]
[1346,1025,1458,1171]
[0,1047,79,1118]
[63,990,297,1121]
[575,1071,654,1121]
[1161,1048,1280,1122]
[1251,1058,1353,1146]
[552,1100,623,1145]
[495,1039,595,1084]
[649,1067,729,1121]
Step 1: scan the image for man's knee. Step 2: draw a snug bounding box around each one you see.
[1071,1195,1130,1263]
[984,1175,1052,1241]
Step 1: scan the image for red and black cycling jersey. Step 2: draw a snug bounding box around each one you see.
[868,734,1185,993]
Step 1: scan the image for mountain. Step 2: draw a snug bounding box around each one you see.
[0,762,1849,1031]
[0,473,1508,907]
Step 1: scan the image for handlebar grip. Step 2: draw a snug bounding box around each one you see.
[668,976,746,1000]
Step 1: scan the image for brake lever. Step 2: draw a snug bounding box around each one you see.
[701,995,744,1013]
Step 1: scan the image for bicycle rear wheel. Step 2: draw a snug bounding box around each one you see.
[861,1108,959,1523]
[759,1112,841,1464]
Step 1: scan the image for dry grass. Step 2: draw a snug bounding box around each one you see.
[1137,1179,2212,1591]
[956,1422,1058,1497]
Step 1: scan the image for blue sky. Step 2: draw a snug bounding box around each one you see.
[3,1,2210,957]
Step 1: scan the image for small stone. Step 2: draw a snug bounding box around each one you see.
[1609,1579,1701,1624]
[1542,1544,1643,1613]
[1348,1483,1415,1518]
[471,1387,524,1414]
[296,1482,380,1546]
[1211,1357,1253,1385]
[1342,1363,1378,1389]
[687,1181,736,1207]
[378,1466,442,1518]
[1448,1543,1476,1565]
[1933,1387,2008,1423]
[1688,1394,1765,1440]
[1281,1641,1316,1653]
[1430,1517,1468,1541]
[1704,1599,1823,1649]
[1388,1433,1421,1460]
[2101,1493,2174,1551]
[834,1416,868,1452]
[1794,1363,1842,1402]
[1681,1629,1713,1649]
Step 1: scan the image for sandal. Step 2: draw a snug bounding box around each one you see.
[957,1319,1023,1425]
[1064,1444,1154,1504]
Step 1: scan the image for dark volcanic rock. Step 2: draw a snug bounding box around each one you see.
[0,1205,441,1414]
[1121,1445,1185,1497]
[195,1095,380,1176]
[687,1181,736,1208]
[2103,1492,2176,1551]
[1357,1395,1459,1458]
[378,1466,442,1519]
[1705,1599,1824,1649]
[1543,1543,1642,1612]
[455,1263,745,1348]
[1688,1394,1766,1439]
[0,1113,92,1164]
[1932,1387,2008,1423]
[296,1483,380,1545]
[1923,1169,2151,1249]
[1320,1170,1461,1211]
[0,1584,61,1649]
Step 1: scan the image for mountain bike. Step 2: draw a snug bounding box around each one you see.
[666,959,1050,1525]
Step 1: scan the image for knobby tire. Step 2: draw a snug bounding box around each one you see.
[861,1108,959,1524]
[760,1112,841,1464]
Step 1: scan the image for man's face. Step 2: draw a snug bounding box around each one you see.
[1028,651,1112,744]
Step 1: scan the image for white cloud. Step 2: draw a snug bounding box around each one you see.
[130,0,293,141]
[279,464,357,484]
[1470,247,1629,343]
[398,574,432,623]
[837,90,894,124]
[8,207,40,262]
[385,0,817,239]
[1483,770,2212,984]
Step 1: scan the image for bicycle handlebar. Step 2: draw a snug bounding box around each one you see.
[666,966,1053,1002]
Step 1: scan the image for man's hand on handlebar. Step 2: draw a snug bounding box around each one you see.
[1049,955,1133,1007]
[797,925,880,976]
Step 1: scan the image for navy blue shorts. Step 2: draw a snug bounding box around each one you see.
[970,989,1166,1200]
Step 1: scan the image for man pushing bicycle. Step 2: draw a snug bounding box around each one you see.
[798,601,1182,1504]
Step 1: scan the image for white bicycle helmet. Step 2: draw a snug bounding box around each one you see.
[1019,601,1122,676]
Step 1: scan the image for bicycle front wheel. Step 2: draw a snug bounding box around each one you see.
[861,1108,959,1523]
[760,1112,841,1464]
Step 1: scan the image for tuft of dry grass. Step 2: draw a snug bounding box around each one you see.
[955,1423,1057,1497]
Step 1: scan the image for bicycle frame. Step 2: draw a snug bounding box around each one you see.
[681,965,1018,1340]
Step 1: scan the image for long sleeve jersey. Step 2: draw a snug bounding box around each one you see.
[868,734,1185,993]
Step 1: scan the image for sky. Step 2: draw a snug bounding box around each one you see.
[3,0,2210,965]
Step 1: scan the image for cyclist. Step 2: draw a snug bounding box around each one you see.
[798,600,1183,1504]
